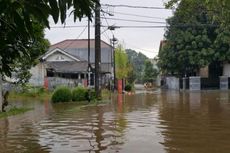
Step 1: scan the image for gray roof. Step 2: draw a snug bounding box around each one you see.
[46,61,111,73]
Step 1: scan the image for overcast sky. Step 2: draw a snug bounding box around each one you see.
[45,0,172,58]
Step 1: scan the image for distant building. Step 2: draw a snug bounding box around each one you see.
[29,39,113,89]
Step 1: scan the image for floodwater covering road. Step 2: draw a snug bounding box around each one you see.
[0,90,230,153]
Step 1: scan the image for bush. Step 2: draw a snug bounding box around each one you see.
[51,86,72,103]
[124,84,132,92]
[72,87,87,101]
[87,89,96,101]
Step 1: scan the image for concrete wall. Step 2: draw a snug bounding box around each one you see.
[65,48,112,63]
[166,77,180,90]
[223,63,230,77]
[199,66,209,78]
[29,63,46,86]
[47,77,82,90]
[220,76,228,90]
[189,76,201,91]
[46,52,74,62]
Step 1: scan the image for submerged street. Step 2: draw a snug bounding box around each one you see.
[1,90,230,153]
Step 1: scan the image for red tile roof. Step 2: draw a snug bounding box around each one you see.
[50,39,111,50]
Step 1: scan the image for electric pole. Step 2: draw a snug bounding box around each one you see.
[88,17,91,87]
[95,0,101,98]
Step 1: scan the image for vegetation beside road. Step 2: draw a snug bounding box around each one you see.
[0,107,33,119]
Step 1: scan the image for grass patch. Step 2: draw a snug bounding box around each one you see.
[9,91,52,100]
[0,107,33,119]
[66,100,110,112]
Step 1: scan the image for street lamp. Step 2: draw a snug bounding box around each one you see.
[111,35,118,91]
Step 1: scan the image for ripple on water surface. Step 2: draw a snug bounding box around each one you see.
[1,91,230,153]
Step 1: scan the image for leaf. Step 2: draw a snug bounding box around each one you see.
[49,0,59,23]
[58,0,67,23]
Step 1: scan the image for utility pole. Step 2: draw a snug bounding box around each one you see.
[95,0,101,98]
[88,17,91,87]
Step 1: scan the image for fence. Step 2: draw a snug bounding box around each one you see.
[164,76,230,90]
[47,77,85,90]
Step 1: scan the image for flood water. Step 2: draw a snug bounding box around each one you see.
[1,90,230,153]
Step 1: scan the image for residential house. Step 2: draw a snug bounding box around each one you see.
[29,39,113,89]
[158,40,230,89]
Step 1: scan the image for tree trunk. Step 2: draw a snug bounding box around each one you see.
[0,62,2,112]
[0,75,2,112]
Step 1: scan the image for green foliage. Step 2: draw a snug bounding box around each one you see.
[126,65,136,84]
[86,89,97,101]
[0,0,97,80]
[115,45,130,79]
[72,87,87,102]
[158,0,228,76]
[126,49,148,82]
[52,86,72,103]
[0,107,32,118]
[143,60,158,82]
[124,84,132,92]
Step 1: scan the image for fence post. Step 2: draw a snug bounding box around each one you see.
[189,76,201,91]
[220,76,228,90]
[183,77,186,90]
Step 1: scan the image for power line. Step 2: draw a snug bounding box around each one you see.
[126,43,159,53]
[61,25,88,50]
[102,27,111,41]
[101,4,170,10]
[50,25,93,28]
[77,25,88,38]
[110,25,166,28]
[101,12,114,36]
[113,11,166,20]
[101,17,166,24]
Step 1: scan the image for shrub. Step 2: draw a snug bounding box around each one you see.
[51,86,72,103]
[86,89,96,101]
[72,87,87,101]
[124,84,132,92]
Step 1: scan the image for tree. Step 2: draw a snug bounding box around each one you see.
[126,49,148,82]
[0,0,98,111]
[0,0,98,77]
[115,45,130,79]
[158,0,222,76]
[143,60,158,83]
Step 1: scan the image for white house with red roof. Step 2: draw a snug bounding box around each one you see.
[29,39,113,89]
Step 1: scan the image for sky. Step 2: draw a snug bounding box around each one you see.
[45,0,173,58]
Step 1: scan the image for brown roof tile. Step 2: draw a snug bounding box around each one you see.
[50,39,111,50]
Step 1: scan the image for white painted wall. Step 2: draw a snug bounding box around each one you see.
[46,52,74,62]
[29,63,46,86]
[223,63,230,77]
[166,77,180,90]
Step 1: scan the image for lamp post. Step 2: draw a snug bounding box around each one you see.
[111,35,117,91]
[108,26,119,91]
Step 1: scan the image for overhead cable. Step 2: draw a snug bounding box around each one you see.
[101,4,170,10]
[101,17,166,24]
[113,11,166,20]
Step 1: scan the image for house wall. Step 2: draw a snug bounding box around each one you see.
[29,63,46,86]
[223,63,230,77]
[65,48,112,63]
[199,66,209,78]
[45,52,74,62]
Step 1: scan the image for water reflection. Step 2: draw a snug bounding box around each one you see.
[159,91,230,153]
[1,91,230,153]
